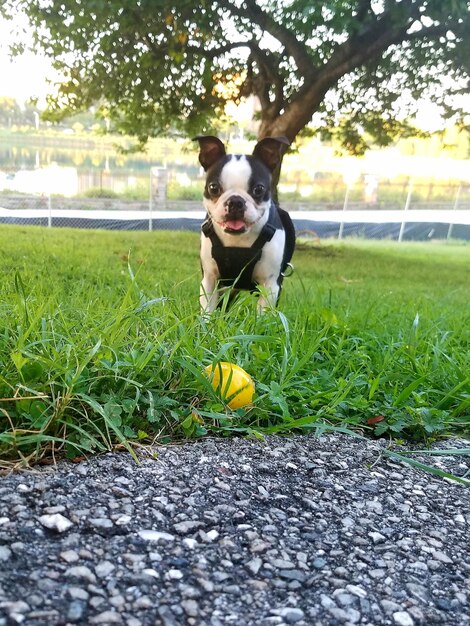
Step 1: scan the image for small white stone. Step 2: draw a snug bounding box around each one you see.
[60,550,79,563]
[0,601,30,614]
[142,568,160,578]
[137,530,175,543]
[206,529,219,542]
[182,538,198,549]
[0,546,12,561]
[115,515,132,526]
[433,550,453,564]
[166,569,183,580]
[38,513,73,533]
[0,517,9,525]
[346,584,367,598]
[95,561,115,578]
[246,557,263,575]
[366,500,383,514]
[393,611,414,626]
[65,565,97,584]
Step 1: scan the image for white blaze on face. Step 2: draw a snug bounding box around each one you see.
[204,154,270,236]
[220,156,251,193]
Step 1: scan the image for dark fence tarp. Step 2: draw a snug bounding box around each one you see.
[1,214,469,240]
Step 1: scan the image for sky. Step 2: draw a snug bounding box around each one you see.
[0,15,61,105]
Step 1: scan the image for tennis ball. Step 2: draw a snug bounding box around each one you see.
[204,362,255,409]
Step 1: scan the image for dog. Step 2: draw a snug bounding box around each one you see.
[193,135,295,312]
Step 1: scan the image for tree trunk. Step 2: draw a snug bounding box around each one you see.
[256,83,330,201]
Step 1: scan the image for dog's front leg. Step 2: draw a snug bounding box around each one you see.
[200,235,221,314]
[257,277,280,311]
[254,233,284,311]
[200,272,220,313]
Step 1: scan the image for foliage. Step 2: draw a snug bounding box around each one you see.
[0,97,38,127]
[2,1,470,153]
[0,226,469,470]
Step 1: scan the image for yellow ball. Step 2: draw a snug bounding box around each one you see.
[204,362,255,409]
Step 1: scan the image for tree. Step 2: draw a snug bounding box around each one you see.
[0,96,22,127]
[4,0,470,161]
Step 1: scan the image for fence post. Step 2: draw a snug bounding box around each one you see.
[149,167,168,232]
[338,184,351,240]
[446,184,461,241]
[48,192,52,228]
[398,182,413,242]
[148,169,153,231]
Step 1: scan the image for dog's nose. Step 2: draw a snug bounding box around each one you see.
[226,196,246,213]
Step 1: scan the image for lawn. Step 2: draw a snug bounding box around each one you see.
[0,225,469,470]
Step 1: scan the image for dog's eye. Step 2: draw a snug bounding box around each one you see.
[208,182,221,196]
[252,184,266,198]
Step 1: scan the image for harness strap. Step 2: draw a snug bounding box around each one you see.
[202,203,285,292]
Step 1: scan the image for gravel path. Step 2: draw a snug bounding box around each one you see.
[0,433,468,626]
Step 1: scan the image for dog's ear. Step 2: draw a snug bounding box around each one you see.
[193,135,226,171]
[252,136,290,172]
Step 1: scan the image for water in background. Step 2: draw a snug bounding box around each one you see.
[0,137,200,196]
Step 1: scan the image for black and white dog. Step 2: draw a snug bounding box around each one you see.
[194,135,295,312]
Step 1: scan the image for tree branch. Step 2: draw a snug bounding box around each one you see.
[218,0,314,77]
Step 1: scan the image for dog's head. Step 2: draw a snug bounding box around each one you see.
[193,136,290,235]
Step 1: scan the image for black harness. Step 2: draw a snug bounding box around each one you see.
[202,203,295,294]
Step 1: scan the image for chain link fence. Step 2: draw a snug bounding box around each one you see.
[1,175,470,241]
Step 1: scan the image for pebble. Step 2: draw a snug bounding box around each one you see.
[174,521,203,534]
[246,557,263,575]
[393,611,414,626]
[66,600,87,622]
[89,610,123,623]
[95,561,115,578]
[346,585,368,598]
[204,529,220,542]
[89,518,113,530]
[166,569,183,580]
[181,599,199,617]
[433,550,453,563]
[60,550,80,563]
[65,566,97,583]
[274,607,305,623]
[381,600,403,615]
[0,547,11,562]
[38,513,73,533]
[67,588,89,601]
[137,530,175,543]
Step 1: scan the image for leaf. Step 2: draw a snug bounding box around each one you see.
[367,415,385,425]
[393,375,427,407]
[383,450,470,487]
[268,381,290,418]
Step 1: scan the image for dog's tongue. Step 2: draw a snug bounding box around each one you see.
[224,220,246,231]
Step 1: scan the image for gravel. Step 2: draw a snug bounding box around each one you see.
[0,433,469,626]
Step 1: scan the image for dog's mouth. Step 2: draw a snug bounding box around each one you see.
[221,219,248,234]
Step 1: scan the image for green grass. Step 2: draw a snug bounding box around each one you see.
[0,226,469,471]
